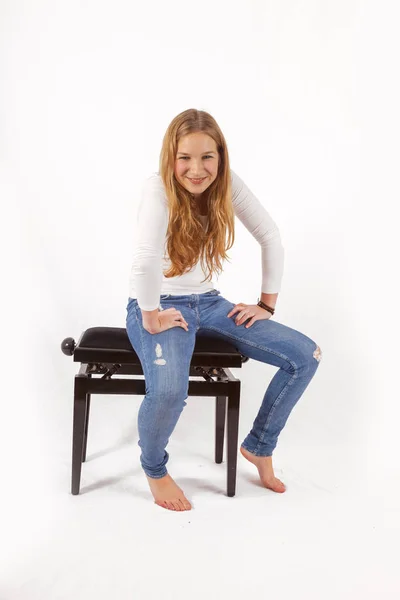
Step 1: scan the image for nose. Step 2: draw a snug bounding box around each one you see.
[186,159,206,176]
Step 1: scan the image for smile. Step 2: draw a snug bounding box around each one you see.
[188,177,206,184]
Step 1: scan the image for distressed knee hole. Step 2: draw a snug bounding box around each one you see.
[154,342,166,366]
[313,345,322,362]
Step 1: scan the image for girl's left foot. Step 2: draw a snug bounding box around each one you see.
[240,446,286,493]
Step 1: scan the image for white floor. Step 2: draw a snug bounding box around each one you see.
[1,372,399,599]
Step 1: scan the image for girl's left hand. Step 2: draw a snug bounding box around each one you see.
[226,303,272,329]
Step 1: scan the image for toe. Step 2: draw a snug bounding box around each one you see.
[262,477,286,493]
[275,479,286,492]
[179,498,191,511]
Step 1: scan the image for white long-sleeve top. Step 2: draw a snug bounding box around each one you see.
[128,169,284,311]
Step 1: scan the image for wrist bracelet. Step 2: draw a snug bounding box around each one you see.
[257,299,275,316]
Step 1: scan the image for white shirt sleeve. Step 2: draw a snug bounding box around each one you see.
[231,169,284,293]
[130,175,169,311]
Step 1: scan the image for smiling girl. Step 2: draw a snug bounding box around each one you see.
[126,108,322,511]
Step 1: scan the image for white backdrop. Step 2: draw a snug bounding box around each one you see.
[1,0,399,598]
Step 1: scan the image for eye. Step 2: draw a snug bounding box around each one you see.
[179,155,213,160]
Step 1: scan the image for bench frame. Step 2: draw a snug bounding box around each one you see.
[63,329,248,497]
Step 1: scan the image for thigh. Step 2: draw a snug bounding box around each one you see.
[198,295,318,369]
[126,298,197,396]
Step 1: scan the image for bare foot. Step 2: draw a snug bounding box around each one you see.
[240,446,286,493]
[146,473,192,511]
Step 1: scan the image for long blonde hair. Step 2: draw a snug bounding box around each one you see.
[159,108,235,282]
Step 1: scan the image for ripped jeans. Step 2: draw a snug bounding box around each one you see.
[125,289,322,479]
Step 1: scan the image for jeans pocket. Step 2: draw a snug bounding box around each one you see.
[160,294,171,299]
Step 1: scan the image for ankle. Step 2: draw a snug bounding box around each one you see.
[146,473,169,482]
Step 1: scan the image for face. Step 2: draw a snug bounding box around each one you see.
[174,132,220,199]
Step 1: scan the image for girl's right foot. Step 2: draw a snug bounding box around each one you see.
[146,473,192,511]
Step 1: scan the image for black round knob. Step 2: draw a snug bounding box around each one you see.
[61,337,75,356]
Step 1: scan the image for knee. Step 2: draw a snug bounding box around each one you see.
[147,384,189,408]
[295,340,321,377]
[313,343,322,363]
[296,339,322,372]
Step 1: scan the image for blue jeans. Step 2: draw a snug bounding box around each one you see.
[125,289,322,479]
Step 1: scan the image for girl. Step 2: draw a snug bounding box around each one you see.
[126,108,322,511]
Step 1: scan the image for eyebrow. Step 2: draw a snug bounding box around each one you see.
[177,151,216,155]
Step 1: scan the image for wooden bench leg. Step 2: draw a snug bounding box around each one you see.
[215,396,227,463]
[71,376,87,495]
[227,382,240,497]
[82,393,91,463]
[82,373,92,463]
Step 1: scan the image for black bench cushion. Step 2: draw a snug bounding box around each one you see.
[73,327,246,367]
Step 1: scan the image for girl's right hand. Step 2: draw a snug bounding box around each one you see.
[144,307,189,334]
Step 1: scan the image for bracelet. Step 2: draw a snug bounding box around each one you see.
[257,298,275,316]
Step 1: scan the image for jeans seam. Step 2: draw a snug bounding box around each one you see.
[195,304,200,331]
[254,369,299,453]
[200,325,299,456]
[133,304,150,376]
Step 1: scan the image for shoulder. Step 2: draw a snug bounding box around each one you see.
[140,172,168,207]
[229,168,250,205]
[142,171,165,191]
[230,168,240,186]
[229,168,247,195]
